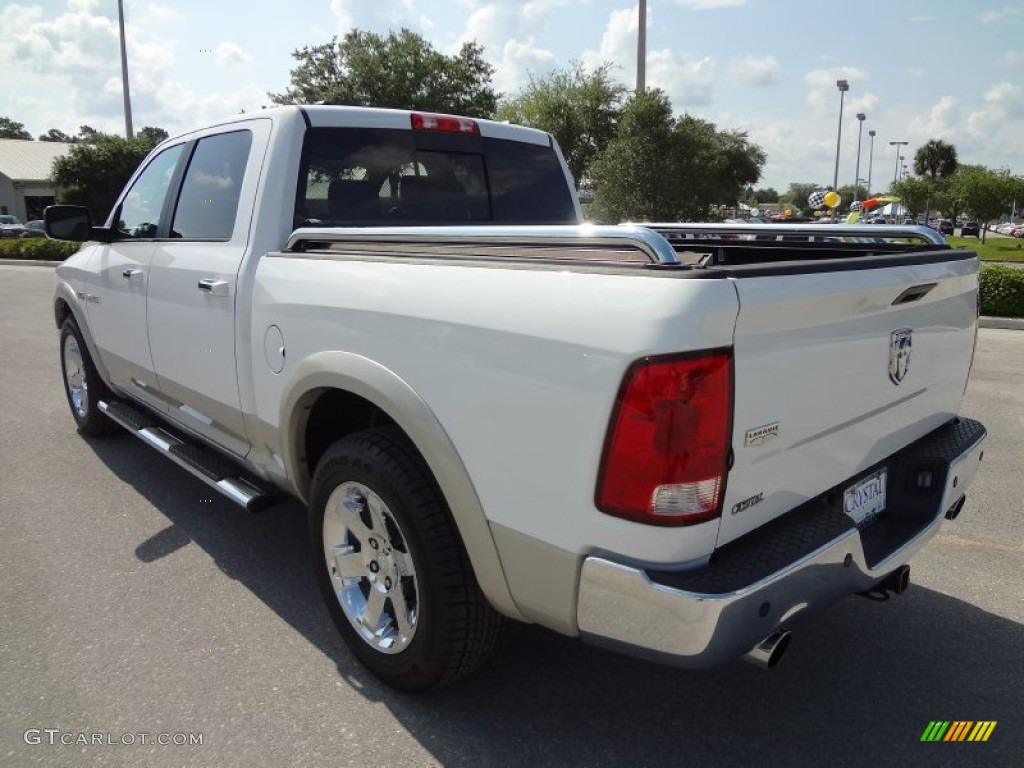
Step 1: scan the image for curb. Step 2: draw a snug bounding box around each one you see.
[979,316,1024,330]
[0,259,60,267]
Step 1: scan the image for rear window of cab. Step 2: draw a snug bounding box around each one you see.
[294,126,577,228]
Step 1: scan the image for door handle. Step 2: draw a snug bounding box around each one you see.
[122,268,143,281]
[197,278,230,297]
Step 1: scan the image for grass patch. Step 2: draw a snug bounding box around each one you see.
[948,235,1024,262]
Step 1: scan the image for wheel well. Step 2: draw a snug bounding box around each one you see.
[55,298,71,329]
[303,388,397,479]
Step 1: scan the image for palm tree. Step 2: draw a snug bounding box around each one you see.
[914,139,958,180]
[913,139,958,223]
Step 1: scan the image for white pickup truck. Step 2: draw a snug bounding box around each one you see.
[46,105,987,691]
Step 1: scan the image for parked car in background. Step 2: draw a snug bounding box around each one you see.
[0,214,26,238]
[936,219,954,235]
[961,221,980,237]
[1,219,47,238]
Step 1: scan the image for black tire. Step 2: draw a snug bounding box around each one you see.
[309,427,505,691]
[59,316,116,437]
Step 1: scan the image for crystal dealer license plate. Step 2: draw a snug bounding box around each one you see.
[842,468,887,526]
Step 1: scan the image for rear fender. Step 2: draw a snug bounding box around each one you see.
[279,351,524,621]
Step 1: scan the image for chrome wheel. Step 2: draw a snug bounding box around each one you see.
[323,481,418,654]
[63,333,88,419]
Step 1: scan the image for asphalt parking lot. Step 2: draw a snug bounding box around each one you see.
[1,264,1021,768]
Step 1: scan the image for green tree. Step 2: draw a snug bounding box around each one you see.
[77,125,101,142]
[913,139,958,221]
[270,29,497,117]
[590,90,676,222]
[589,90,765,223]
[496,62,626,185]
[0,117,33,140]
[890,177,931,218]
[678,116,765,217]
[50,129,170,222]
[751,186,779,203]
[779,182,822,214]
[836,184,869,209]
[949,165,1014,243]
[39,128,76,143]
[913,139,958,182]
[136,126,170,146]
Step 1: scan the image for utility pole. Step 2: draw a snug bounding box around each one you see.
[853,113,866,201]
[889,140,908,186]
[867,129,876,197]
[117,0,134,139]
[637,0,647,93]
[832,80,849,191]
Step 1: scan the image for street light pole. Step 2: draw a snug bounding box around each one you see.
[636,0,646,93]
[889,140,908,186]
[117,0,134,139]
[867,129,876,196]
[832,79,849,191]
[853,113,866,201]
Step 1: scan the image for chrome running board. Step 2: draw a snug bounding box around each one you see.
[98,399,278,512]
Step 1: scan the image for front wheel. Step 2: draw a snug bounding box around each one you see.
[59,317,115,436]
[309,428,504,691]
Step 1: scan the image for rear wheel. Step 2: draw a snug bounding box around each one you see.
[309,427,504,691]
[59,317,115,436]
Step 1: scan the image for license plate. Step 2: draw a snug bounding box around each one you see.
[843,468,887,526]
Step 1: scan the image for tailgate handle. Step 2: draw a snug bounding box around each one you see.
[892,283,936,305]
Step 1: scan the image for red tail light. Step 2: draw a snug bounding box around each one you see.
[596,350,733,526]
[410,113,480,135]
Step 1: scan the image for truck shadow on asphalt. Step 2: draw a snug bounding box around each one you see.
[87,434,1022,767]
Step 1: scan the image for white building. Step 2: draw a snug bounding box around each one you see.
[0,139,72,222]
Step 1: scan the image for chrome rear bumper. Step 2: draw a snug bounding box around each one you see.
[576,418,986,668]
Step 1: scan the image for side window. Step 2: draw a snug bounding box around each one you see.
[171,130,253,240]
[116,144,184,238]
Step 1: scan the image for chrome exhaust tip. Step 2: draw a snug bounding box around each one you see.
[742,629,792,669]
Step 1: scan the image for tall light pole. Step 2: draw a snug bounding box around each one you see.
[832,79,849,191]
[117,0,134,139]
[636,0,646,93]
[867,129,876,196]
[853,112,866,201]
[889,140,908,186]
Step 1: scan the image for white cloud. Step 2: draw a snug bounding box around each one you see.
[455,1,570,94]
[216,41,252,65]
[1003,49,1024,66]
[582,3,719,106]
[803,67,876,118]
[676,0,747,9]
[982,80,1024,117]
[980,6,1023,24]
[727,55,780,87]
[145,4,185,23]
[650,50,718,106]
[0,1,269,138]
[581,5,638,82]
[909,15,934,23]
[908,95,960,138]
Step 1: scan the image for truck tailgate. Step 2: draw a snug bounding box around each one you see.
[718,252,979,546]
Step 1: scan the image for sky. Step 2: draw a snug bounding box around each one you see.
[1,0,1022,192]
